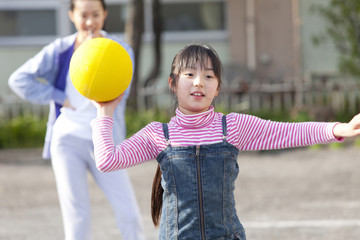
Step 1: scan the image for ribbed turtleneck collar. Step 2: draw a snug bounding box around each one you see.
[172,106,215,129]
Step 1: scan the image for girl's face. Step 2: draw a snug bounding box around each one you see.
[69,0,107,39]
[171,58,220,115]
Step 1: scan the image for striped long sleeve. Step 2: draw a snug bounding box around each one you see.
[226,113,342,150]
[91,108,343,172]
[91,116,165,172]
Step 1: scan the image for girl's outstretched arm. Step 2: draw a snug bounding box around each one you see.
[228,113,343,150]
[333,113,360,138]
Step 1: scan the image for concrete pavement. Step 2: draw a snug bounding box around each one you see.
[1,146,360,239]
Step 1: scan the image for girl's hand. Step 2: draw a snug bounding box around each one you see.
[333,113,360,138]
[91,93,124,117]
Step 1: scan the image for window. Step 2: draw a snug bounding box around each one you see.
[103,1,227,40]
[0,9,56,37]
[162,2,225,32]
[105,4,127,33]
[0,0,227,45]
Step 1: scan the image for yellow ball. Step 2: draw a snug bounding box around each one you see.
[69,38,133,102]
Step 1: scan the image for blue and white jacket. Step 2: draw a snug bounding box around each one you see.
[8,31,134,159]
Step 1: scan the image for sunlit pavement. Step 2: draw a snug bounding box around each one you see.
[1,146,360,240]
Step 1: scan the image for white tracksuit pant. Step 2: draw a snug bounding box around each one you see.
[50,134,146,240]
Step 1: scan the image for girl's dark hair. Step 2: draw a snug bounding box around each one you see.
[151,165,163,226]
[70,0,107,11]
[151,44,223,227]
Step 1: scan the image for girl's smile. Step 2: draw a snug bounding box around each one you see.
[191,91,205,99]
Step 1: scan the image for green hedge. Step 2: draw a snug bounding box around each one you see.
[0,110,171,149]
[125,109,171,138]
[0,115,47,148]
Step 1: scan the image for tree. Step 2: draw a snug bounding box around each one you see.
[144,0,163,109]
[311,0,360,78]
[125,0,163,110]
[125,0,144,109]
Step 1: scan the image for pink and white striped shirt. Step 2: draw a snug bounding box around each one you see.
[91,106,343,172]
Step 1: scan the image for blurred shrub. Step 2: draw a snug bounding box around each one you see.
[0,115,46,148]
[0,110,171,149]
[125,108,171,138]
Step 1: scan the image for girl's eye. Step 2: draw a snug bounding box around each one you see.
[184,73,194,77]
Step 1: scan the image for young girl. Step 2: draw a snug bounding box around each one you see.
[8,0,145,239]
[91,44,360,240]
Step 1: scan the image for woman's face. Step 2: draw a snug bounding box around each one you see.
[171,58,220,115]
[69,0,107,39]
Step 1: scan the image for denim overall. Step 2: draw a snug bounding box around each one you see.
[156,115,246,240]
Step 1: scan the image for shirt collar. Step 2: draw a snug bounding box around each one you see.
[172,106,215,128]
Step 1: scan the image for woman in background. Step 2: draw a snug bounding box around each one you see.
[8,0,146,239]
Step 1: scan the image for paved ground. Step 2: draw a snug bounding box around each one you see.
[1,146,360,240]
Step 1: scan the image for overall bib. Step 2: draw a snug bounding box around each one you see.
[156,115,246,240]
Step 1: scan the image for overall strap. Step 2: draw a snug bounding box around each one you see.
[162,123,171,146]
[221,115,227,139]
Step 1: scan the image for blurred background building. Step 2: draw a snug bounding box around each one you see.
[0,0,351,116]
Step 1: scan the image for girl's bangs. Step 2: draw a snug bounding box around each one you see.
[176,46,215,74]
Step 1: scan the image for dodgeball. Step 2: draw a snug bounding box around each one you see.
[69,38,133,102]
